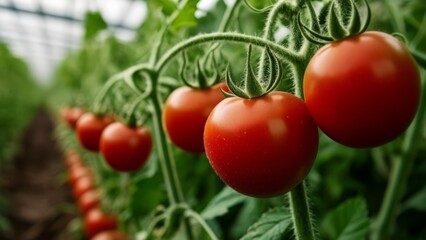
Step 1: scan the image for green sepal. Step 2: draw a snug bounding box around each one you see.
[179,51,197,88]
[327,1,348,40]
[225,65,249,98]
[265,47,282,93]
[244,45,264,98]
[196,59,209,89]
[359,0,371,34]
[348,0,362,35]
[297,12,332,45]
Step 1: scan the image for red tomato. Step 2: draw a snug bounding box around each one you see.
[61,107,85,128]
[91,230,128,240]
[73,176,95,199]
[163,82,226,153]
[78,189,100,214]
[204,92,318,197]
[69,165,92,186]
[76,113,115,152]
[304,31,420,148]
[84,208,118,238]
[65,152,83,169]
[100,122,152,172]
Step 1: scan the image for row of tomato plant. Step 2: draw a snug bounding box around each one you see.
[0,42,41,234]
[52,0,426,239]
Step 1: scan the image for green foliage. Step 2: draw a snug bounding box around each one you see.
[321,197,369,240]
[241,207,292,240]
[83,12,108,42]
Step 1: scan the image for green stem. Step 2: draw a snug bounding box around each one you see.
[155,32,302,73]
[383,0,406,34]
[92,73,123,114]
[289,182,316,240]
[371,72,426,240]
[218,0,242,32]
[149,25,168,66]
[185,209,219,240]
[145,71,194,240]
[257,0,291,80]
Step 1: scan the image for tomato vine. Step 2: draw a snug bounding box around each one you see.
[55,0,426,239]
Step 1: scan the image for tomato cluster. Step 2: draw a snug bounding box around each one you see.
[64,150,127,240]
[61,110,153,173]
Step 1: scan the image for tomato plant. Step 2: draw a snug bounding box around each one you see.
[84,208,118,238]
[100,122,153,172]
[204,92,319,197]
[163,82,227,153]
[76,113,115,152]
[304,31,421,148]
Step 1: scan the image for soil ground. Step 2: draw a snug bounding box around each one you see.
[0,108,77,240]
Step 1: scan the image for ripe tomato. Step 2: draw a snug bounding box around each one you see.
[84,208,118,238]
[73,176,95,199]
[304,31,420,148]
[163,82,227,153]
[76,113,115,152]
[204,92,318,197]
[65,151,83,169]
[69,165,92,186]
[91,230,128,240]
[100,122,152,172]
[78,189,100,214]
[60,107,84,128]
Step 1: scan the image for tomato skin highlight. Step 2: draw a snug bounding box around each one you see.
[84,208,118,238]
[163,83,226,153]
[76,113,115,152]
[304,31,421,148]
[204,92,319,197]
[100,122,153,172]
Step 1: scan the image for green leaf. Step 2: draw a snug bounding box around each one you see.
[83,12,108,42]
[169,0,200,33]
[201,187,247,219]
[402,186,426,211]
[321,197,370,240]
[157,0,178,16]
[241,207,292,240]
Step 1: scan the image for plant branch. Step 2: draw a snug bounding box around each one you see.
[289,182,316,240]
[185,209,219,240]
[155,32,302,73]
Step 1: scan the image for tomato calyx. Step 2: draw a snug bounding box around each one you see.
[225,45,282,99]
[179,48,222,89]
[297,0,371,44]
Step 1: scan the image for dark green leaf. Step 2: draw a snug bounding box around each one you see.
[403,186,426,211]
[201,186,247,219]
[321,197,369,240]
[241,207,292,240]
[169,0,200,33]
